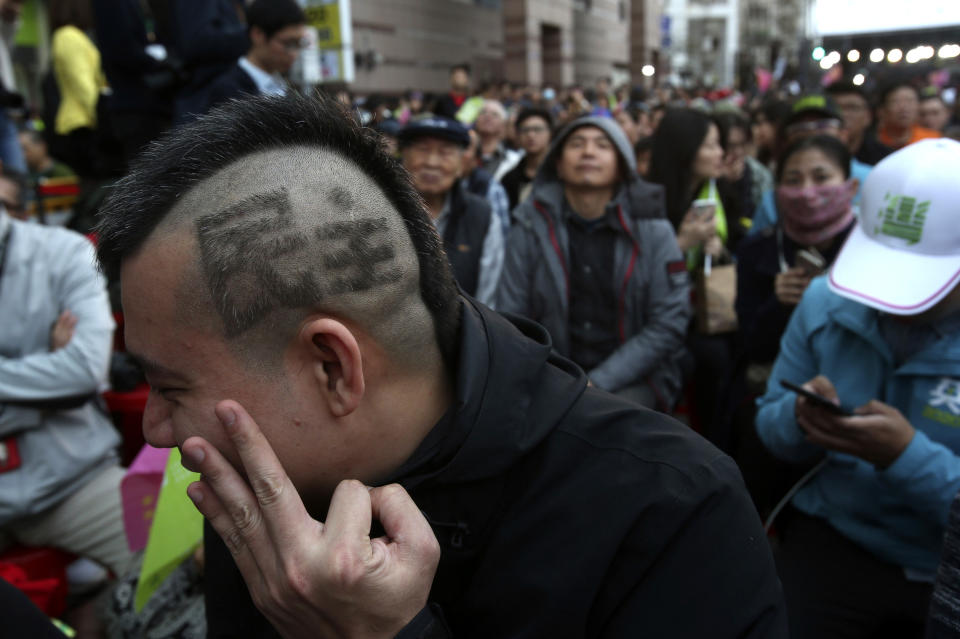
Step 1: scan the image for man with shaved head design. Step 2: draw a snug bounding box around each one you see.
[96,93,786,638]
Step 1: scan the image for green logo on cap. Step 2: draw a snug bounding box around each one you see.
[878,193,929,245]
[793,95,827,113]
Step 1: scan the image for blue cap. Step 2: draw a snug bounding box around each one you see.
[375,118,402,137]
[398,116,470,148]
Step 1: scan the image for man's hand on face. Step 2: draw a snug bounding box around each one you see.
[795,376,916,469]
[180,401,441,639]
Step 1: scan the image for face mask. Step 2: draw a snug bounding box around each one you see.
[776,179,856,246]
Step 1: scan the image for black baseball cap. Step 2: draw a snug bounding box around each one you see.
[783,94,843,128]
[397,116,470,148]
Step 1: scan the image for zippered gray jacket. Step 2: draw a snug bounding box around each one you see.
[496,117,690,405]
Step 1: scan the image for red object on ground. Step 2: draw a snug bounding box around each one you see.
[0,546,73,617]
[103,384,150,466]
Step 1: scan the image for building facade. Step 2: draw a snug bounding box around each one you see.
[660,0,739,88]
[345,0,661,93]
[738,0,809,86]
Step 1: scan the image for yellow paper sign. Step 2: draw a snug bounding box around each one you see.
[134,448,202,612]
[305,4,341,48]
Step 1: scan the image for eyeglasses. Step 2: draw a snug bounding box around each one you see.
[519,125,548,135]
[273,37,308,52]
[836,101,868,113]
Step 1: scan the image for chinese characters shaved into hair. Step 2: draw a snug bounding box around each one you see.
[195,187,402,338]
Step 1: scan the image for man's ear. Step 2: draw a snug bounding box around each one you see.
[250,25,267,48]
[299,318,365,417]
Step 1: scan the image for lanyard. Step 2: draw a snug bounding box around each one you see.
[776,225,789,273]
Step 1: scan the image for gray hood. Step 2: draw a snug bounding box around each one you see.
[528,116,665,221]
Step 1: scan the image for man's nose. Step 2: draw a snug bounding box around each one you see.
[142,391,176,448]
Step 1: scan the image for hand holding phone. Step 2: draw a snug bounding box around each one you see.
[795,248,826,276]
[690,198,716,221]
[781,379,855,416]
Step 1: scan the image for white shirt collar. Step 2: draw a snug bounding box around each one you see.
[237,57,287,96]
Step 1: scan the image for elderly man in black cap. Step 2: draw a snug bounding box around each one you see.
[399,116,503,306]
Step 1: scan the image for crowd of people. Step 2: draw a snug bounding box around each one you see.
[3,0,960,637]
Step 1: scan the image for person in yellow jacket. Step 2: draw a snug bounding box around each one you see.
[49,0,106,176]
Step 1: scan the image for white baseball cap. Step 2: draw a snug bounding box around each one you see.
[828,138,960,315]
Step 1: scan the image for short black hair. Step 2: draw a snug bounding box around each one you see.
[246,0,306,39]
[825,80,870,105]
[515,107,553,133]
[0,167,27,209]
[775,134,851,183]
[634,135,653,156]
[713,110,751,146]
[96,92,461,372]
[753,98,792,127]
[879,81,919,106]
[620,102,650,124]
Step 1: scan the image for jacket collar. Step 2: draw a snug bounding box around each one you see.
[828,297,893,365]
[828,294,960,373]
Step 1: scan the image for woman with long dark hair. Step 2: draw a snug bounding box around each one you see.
[648,108,746,267]
[647,108,747,443]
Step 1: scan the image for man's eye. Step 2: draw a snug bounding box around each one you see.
[150,385,182,399]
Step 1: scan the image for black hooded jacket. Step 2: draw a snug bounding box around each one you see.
[204,298,788,638]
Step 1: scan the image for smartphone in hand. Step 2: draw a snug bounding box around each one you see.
[690,198,716,221]
[780,380,855,416]
[795,248,826,276]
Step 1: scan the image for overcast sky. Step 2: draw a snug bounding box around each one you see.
[815,0,960,36]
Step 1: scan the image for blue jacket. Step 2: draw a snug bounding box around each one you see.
[756,277,960,575]
[749,158,872,236]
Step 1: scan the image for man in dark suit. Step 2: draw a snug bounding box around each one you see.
[205,0,305,113]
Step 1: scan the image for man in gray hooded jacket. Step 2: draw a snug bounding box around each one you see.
[497,116,689,409]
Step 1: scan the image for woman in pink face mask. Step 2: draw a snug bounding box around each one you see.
[735,135,859,368]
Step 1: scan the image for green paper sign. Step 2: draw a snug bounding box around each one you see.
[135,448,202,612]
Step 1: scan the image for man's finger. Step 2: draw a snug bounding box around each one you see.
[805,375,839,401]
[323,479,374,558]
[214,400,309,548]
[369,484,439,562]
[185,477,262,583]
[853,399,895,416]
[181,435,273,573]
[797,406,847,436]
[802,421,859,456]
